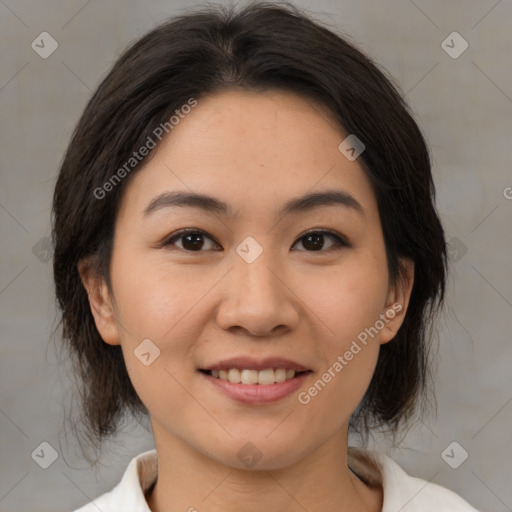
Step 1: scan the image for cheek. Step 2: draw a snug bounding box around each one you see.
[298,250,388,398]
[297,266,385,427]
[110,252,217,406]
[111,249,218,341]
[306,255,388,342]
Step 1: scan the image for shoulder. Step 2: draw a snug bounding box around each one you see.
[71,449,158,512]
[349,447,480,511]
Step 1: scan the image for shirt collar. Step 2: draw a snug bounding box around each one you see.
[109,449,157,511]
[110,448,405,511]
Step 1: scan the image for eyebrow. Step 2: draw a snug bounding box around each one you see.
[143,189,365,218]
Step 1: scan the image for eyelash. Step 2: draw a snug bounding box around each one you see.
[161,228,351,253]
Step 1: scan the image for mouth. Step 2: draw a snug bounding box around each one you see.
[199,367,311,385]
[198,357,312,404]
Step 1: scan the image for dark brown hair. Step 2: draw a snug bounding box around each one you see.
[52,1,447,456]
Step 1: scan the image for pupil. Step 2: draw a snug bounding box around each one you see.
[184,233,203,250]
[304,233,323,251]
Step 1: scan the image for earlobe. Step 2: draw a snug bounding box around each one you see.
[380,258,415,345]
[77,258,121,346]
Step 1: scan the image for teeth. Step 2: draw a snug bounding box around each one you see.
[227,368,241,383]
[258,369,275,385]
[275,368,286,383]
[211,368,297,385]
[240,369,259,385]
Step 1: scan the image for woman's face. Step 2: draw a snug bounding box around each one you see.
[83,89,413,470]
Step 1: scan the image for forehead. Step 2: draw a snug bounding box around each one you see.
[117,88,377,223]
[170,88,344,154]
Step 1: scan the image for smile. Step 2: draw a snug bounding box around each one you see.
[199,369,312,404]
[202,368,302,385]
[198,356,312,403]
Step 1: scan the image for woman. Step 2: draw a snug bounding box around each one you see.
[52,2,479,510]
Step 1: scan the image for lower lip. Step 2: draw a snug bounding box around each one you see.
[200,371,311,404]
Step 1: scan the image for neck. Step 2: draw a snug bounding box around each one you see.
[145,425,382,512]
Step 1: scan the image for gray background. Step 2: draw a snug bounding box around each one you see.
[1,0,511,511]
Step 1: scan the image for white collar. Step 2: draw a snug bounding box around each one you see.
[84,448,478,512]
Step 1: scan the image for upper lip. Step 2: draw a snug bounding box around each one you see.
[201,356,311,372]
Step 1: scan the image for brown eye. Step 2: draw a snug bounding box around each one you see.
[162,228,349,253]
[163,229,219,252]
[292,230,349,252]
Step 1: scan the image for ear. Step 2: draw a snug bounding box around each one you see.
[380,257,415,345]
[77,257,120,346]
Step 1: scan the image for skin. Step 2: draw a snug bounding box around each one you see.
[79,89,414,512]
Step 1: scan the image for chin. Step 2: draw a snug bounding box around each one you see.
[205,435,313,472]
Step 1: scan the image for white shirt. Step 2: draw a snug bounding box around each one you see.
[72,449,480,511]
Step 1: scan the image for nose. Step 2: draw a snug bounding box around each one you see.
[215,246,300,337]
